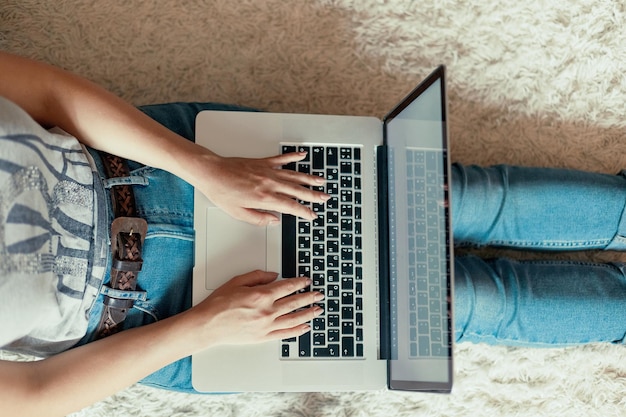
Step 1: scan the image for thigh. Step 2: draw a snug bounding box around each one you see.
[451,164,626,250]
[454,255,626,346]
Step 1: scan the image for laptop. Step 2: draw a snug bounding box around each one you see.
[191,66,454,393]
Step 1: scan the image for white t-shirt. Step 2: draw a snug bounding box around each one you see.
[0,97,106,356]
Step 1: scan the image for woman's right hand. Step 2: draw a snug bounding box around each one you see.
[186,270,324,350]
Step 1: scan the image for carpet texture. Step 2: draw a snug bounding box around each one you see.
[1,1,626,416]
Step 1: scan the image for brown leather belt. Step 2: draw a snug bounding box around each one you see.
[96,152,148,339]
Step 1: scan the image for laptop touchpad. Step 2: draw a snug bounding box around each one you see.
[205,207,267,290]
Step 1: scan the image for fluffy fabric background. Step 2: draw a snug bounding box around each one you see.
[1,0,626,416]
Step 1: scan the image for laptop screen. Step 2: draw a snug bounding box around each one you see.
[383,66,454,392]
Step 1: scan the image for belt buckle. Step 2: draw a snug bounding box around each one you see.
[96,217,148,339]
[111,216,148,253]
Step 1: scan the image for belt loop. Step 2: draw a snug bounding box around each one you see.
[96,152,148,339]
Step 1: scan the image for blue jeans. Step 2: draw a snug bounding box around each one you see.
[79,103,626,393]
[452,165,626,346]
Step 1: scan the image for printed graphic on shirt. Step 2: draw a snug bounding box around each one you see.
[0,133,94,299]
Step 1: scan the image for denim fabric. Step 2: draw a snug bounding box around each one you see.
[451,164,626,346]
[77,104,626,393]
[78,103,254,393]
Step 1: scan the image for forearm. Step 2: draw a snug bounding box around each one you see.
[0,51,214,182]
[5,311,202,417]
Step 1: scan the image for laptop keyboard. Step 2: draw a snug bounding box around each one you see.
[405,148,452,358]
[280,143,364,359]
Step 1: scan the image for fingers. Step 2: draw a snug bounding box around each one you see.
[267,151,308,167]
[230,270,280,287]
[264,276,313,299]
[273,286,324,315]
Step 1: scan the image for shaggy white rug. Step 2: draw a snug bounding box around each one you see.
[1,0,625,416]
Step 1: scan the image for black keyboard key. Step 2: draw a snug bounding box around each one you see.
[312,243,324,256]
[298,146,310,161]
[342,322,354,335]
[342,277,353,290]
[313,332,325,346]
[340,147,352,160]
[312,147,324,169]
[282,344,290,357]
[356,312,363,326]
[327,299,340,312]
[312,317,326,331]
[299,332,311,357]
[356,328,363,342]
[341,292,353,305]
[328,329,340,342]
[282,145,297,171]
[298,164,311,174]
[327,168,339,181]
[314,346,340,357]
[312,228,324,241]
[298,251,310,264]
[312,203,325,213]
[328,314,340,327]
[312,258,325,272]
[354,147,361,160]
[282,215,296,278]
[327,269,339,282]
[312,215,325,228]
[298,236,310,249]
[342,337,355,357]
[327,285,339,298]
[326,147,338,166]
[356,343,364,357]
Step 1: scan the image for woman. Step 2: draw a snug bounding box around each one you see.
[1,51,624,417]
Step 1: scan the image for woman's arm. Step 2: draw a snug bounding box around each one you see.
[0,272,323,417]
[0,51,328,224]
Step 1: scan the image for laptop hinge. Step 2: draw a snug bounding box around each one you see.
[376,144,391,360]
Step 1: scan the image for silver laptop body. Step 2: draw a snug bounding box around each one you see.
[191,66,454,393]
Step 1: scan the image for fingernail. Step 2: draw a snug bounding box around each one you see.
[313,306,324,315]
[314,292,325,301]
[320,194,331,202]
[305,278,312,286]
